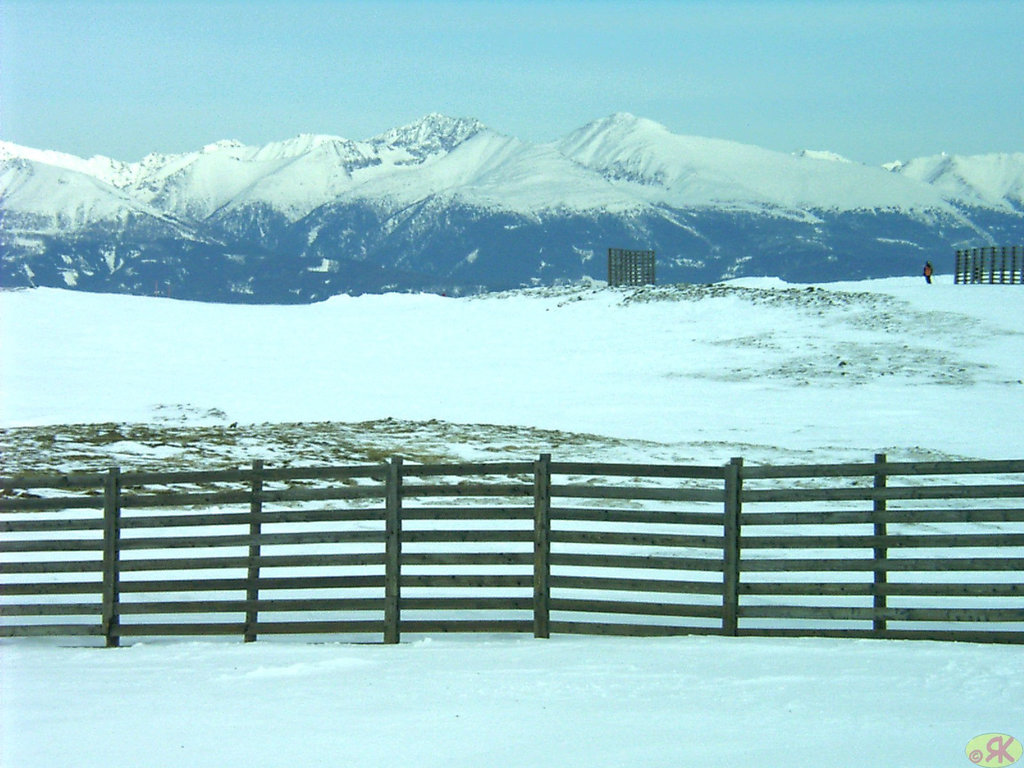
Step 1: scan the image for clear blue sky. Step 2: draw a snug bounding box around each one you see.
[2,0,1021,164]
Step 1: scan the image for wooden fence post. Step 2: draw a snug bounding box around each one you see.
[384,456,403,644]
[873,453,888,635]
[244,459,263,643]
[722,457,742,636]
[101,466,121,648]
[533,453,552,639]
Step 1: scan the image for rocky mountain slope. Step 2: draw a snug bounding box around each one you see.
[2,113,1022,301]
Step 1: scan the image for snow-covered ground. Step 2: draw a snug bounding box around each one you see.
[3,275,1023,464]
[2,275,1023,767]
[4,634,1021,768]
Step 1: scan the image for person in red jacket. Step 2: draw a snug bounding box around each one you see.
[923,261,933,284]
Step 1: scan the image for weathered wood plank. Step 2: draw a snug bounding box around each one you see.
[0,538,104,553]
[552,485,724,502]
[119,468,251,486]
[118,508,385,529]
[0,559,103,574]
[116,552,386,572]
[244,460,263,643]
[0,623,104,637]
[740,533,1024,549]
[115,619,385,637]
[118,485,385,509]
[384,456,402,644]
[401,574,531,588]
[400,596,531,611]
[1,580,103,595]
[534,453,552,639]
[739,605,1024,622]
[1,603,103,616]
[551,530,724,549]
[39,574,386,594]
[399,619,532,633]
[0,496,105,512]
[742,459,1024,479]
[1,473,107,491]
[114,622,245,636]
[723,458,742,636]
[258,574,385,590]
[873,452,889,633]
[0,517,104,533]
[253,620,385,635]
[549,462,727,480]
[101,467,121,648]
[116,597,385,614]
[551,574,724,595]
[117,530,385,551]
[740,557,1024,572]
[551,598,723,618]
[549,621,722,637]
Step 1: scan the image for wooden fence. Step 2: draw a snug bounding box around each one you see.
[607,248,656,287]
[955,246,1024,284]
[2,455,1022,645]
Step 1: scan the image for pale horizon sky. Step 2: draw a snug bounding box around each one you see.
[1,0,1022,165]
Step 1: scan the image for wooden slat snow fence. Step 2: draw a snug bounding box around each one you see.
[2,455,1022,646]
[955,246,1024,284]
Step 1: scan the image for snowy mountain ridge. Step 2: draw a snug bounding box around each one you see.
[885,151,1024,210]
[4,112,1022,222]
[2,113,1023,302]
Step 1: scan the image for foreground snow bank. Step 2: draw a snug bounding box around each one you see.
[3,634,1019,768]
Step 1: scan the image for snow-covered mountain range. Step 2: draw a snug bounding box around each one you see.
[2,113,1022,301]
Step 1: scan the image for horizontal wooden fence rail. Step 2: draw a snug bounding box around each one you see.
[2,455,1022,645]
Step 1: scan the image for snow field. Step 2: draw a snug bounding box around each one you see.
[2,276,1023,766]
[3,634,1021,768]
[3,276,1023,462]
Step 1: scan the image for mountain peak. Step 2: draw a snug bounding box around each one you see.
[582,112,671,138]
[255,133,355,161]
[888,151,1024,208]
[793,149,854,164]
[371,113,487,159]
[201,139,247,154]
[556,113,675,162]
